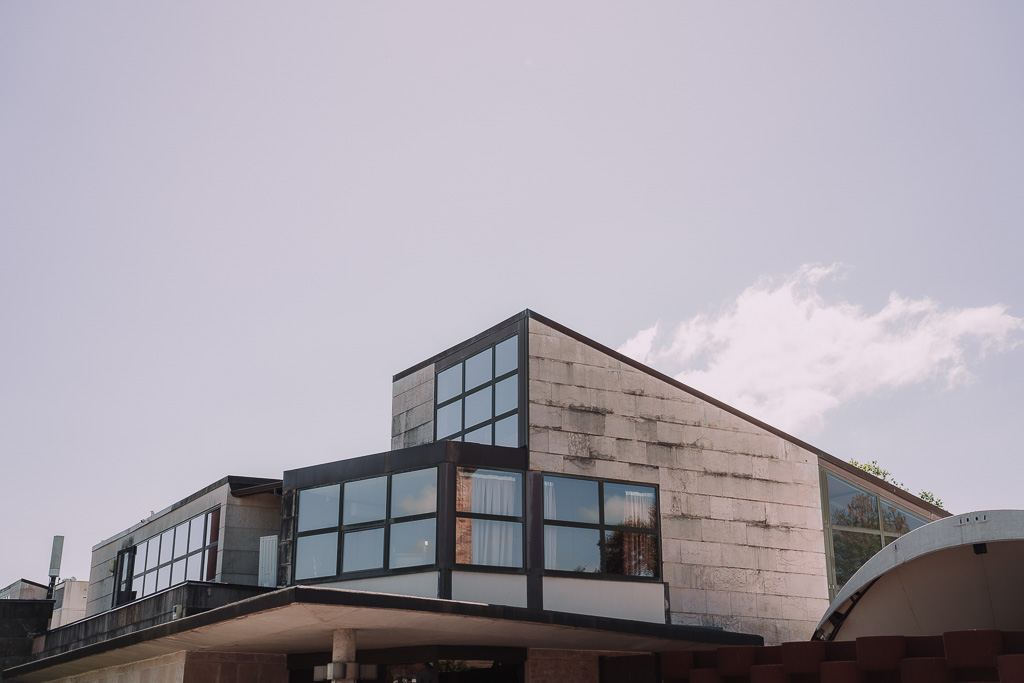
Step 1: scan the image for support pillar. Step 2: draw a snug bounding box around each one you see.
[332,629,356,683]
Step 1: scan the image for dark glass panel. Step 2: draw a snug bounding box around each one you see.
[543,526,600,572]
[827,474,879,530]
[295,532,339,580]
[342,528,385,573]
[543,477,600,523]
[465,347,493,391]
[494,375,517,416]
[435,400,462,440]
[603,483,656,528]
[171,559,186,585]
[882,503,929,534]
[188,516,205,553]
[463,424,491,445]
[173,522,189,559]
[159,529,174,565]
[436,364,462,404]
[456,468,522,516]
[391,468,437,517]
[603,531,658,577]
[343,476,387,525]
[185,553,202,581]
[298,484,340,532]
[464,386,492,429]
[832,529,882,588]
[456,519,522,568]
[389,518,435,568]
[207,508,221,544]
[204,546,218,581]
[494,336,517,376]
[494,414,517,447]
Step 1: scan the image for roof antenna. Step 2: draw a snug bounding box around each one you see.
[46,535,64,600]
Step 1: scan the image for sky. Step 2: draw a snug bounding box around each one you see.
[2,2,1022,585]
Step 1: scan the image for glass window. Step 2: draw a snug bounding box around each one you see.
[298,485,340,532]
[295,533,338,580]
[494,336,517,376]
[173,523,189,558]
[544,477,600,524]
[188,516,205,553]
[603,531,658,577]
[156,565,171,591]
[827,474,879,529]
[882,504,929,534]
[171,559,186,585]
[343,529,384,573]
[390,518,436,569]
[465,347,492,391]
[159,529,174,565]
[435,401,462,440]
[343,477,386,525]
[391,468,437,518]
[544,526,601,572]
[457,469,522,516]
[434,334,519,446]
[455,468,524,569]
[832,529,882,587]
[185,553,202,581]
[603,483,656,528]
[436,364,462,404]
[459,519,522,568]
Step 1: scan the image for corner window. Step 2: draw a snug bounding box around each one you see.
[455,467,524,568]
[542,475,659,579]
[294,467,438,581]
[114,507,221,607]
[435,335,519,447]
[821,470,929,598]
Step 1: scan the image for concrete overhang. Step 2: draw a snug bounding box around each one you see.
[5,586,761,682]
[815,509,1024,641]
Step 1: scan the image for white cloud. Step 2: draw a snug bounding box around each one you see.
[618,264,1023,436]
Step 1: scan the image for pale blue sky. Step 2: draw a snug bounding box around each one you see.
[2,2,1022,583]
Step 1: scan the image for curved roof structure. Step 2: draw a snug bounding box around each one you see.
[815,509,1024,641]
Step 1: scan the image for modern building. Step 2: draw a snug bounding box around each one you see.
[2,310,949,683]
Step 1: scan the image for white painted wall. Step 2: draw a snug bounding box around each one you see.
[452,571,527,608]
[543,577,665,623]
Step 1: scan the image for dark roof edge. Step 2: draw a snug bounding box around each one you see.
[4,579,50,591]
[4,585,761,678]
[526,311,950,519]
[392,310,529,382]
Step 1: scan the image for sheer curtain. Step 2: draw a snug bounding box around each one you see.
[543,480,557,565]
[471,473,518,565]
[623,489,655,575]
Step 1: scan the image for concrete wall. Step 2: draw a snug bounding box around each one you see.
[391,364,435,450]
[41,651,288,683]
[527,318,830,644]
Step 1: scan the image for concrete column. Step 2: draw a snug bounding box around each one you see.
[332,628,356,682]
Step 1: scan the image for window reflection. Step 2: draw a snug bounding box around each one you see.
[603,531,658,577]
[390,519,435,569]
[544,477,599,523]
[455,468,523,568]
[295,532,338,580]
[343,529,384,573]
[544,526,601,572]
[344,477,386,525]
[465,347,492,391]
[391,468,437,518]
[434,334,519,446]
[603,483,656,528]
[298,485,340,532]
[827,474,879,529]
[832,529,882,587]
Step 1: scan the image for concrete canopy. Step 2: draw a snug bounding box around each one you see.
[815,509,1024,641]
[6,586,761,682]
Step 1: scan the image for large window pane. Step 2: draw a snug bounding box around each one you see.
[159,530,174,565]
[295,532,338,580]
[185,553,202,581]
[465,348,493,391]
[543,477,600,523]
[464,386,492,429]
[298,485,340,532]
[457,469,522,516]
[827,474,879,530]
[456,519,522,568]
[133,544,147,577]
[188,516,205,553]
[436,364,462,404]
[882,504,929,534]
[343,528,384,573]
[604,531,658,577]
[344,477,387,525]
[435,400,462,440]
[171,559,186,585]
[390,518,435,568]
[494,414,517,447]
[604,483,656,528]
[832,529,882,588]
[494,375,517,416]
[544,526,600,572]
[173,523,189,558]
[494,336,517,376]
[463,425,491,444]
[391,468,437,518]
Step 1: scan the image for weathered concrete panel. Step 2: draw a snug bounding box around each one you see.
[391,365,435,450]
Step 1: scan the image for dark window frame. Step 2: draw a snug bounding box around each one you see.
[541,473,662,582]
[293,466,441,584]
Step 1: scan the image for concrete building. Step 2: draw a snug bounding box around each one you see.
[2,310,949,683]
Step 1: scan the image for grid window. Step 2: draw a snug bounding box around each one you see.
[434,335,519,446]
[114,507,221,607]
[542,475,660,579]
[455,467,524,569]
[294,467,438,582]
[821,470,930,598]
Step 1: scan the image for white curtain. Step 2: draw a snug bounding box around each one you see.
[624,490,654,527]
[543,480,557,566]
[471,473,517,565]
